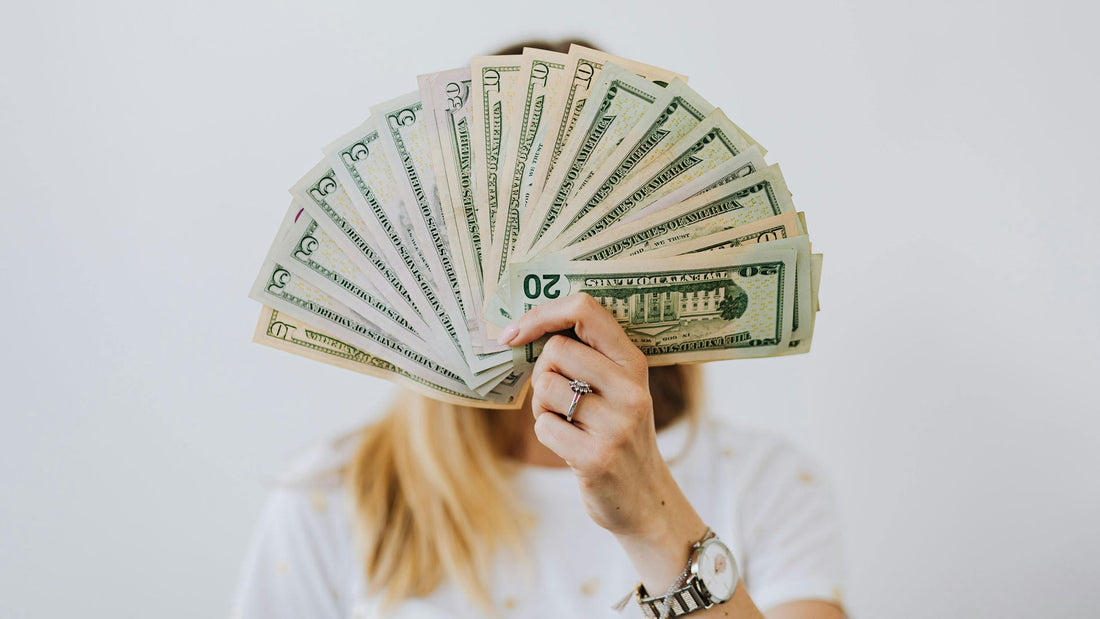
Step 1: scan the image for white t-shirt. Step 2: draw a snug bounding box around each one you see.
[233,416,844,618]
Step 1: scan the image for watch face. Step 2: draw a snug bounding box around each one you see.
[697,539,737,602]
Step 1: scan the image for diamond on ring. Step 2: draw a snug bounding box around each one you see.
[566,379,592,423]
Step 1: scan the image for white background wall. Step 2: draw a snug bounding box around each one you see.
[2,0,1098,617]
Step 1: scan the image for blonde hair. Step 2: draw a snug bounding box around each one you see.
[345,364,705,612]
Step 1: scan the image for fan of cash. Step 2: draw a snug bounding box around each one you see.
[250,45,822,409]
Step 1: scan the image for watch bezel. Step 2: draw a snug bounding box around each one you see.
[689,536,738,604]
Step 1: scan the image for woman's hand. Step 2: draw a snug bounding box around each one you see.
[498,293,709,592]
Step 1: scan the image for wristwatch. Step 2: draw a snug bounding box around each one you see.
[634,530,739,618]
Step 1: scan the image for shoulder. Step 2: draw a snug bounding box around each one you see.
[698,416,837,532]
[690,417,845,610]
[273,426,364,485]
[684,415,829,489]
[254,427,366,549]
[233,428,368,618]
[248,426,366,552]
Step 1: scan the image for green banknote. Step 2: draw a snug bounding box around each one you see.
[469,55,523,249]
[509,248,798,373]
[418,68,501,354]
[266,201,432,350]
[250,256,476,393]
[560,164,795,261]
[526,44,687,213]
[253,50,825,409]
[289,160,426,326]
[523,79,715,259]
[644,211,803,258]
[322,118,446,331]
[516,64,668,260]
[371,92,511,374]
[535,109,760,256]
[481,50,569,326]
[253,306,526,408]
[484,63,670,327]
[678,236,813,351]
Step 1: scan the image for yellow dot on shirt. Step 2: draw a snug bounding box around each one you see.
[275,561,289,576]
[832,585,844,602]
[798,471,815,484]
[580,578,600,595]
[722,447,735,458]
[311,490,329,513]
[504,597,518,609]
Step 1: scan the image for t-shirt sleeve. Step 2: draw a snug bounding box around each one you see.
[231,483,354,619]
[738,440,845,612]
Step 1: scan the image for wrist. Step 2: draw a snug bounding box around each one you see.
[613,489,708,594]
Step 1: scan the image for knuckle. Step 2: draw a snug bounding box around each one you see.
[533,412,558,444]
[544,334,570,357]
[524,302,546,326]
[590,442,619,470]
[532,412,550,440]
[582,446,608,472]
[623,387,651,412]
[534,371,556,394]
[570,293,595,313]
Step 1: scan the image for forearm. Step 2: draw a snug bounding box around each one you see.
[612,471,766,618]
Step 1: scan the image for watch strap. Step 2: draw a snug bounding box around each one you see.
[636,582,707,618]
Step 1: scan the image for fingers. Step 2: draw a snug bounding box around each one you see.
[530,368,605,427]
[501,293,646,370]
[532,408,591,467]
[532,334,631,394]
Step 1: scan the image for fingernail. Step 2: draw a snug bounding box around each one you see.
[497,324,520,346]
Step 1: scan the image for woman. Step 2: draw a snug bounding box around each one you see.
[234,291,846,618]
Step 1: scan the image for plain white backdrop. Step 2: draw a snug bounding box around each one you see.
[1,0,1098,617]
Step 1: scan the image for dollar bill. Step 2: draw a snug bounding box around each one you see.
[417,68,505,354]
[483,76,714,327]
[324,116,431,286]
[492,153,773,329]
[526,44,687,210]
[253,306,527,408]
[252,51,827,407]
[417,69,494,352]
[566,80,715,205]
[370,92,511,374]
[560,164,795,260]
[290,160,426,327]
[672,236,812,349]
[626,210,813,350]
[502,49,569,229]
[469,55,524,249]
[515,64,670,260]
[483,63,672,327]
[267,201,433,349]
[535,109,760,255]
[619,149,783,227]
[811,253,822,312]
[481,50,569,328]
[509,248,797,373]
[250,257,476,393]
[524,80,716,259]
[644,211,802,258]
[785,251,821,355]
[291,158,505,390]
